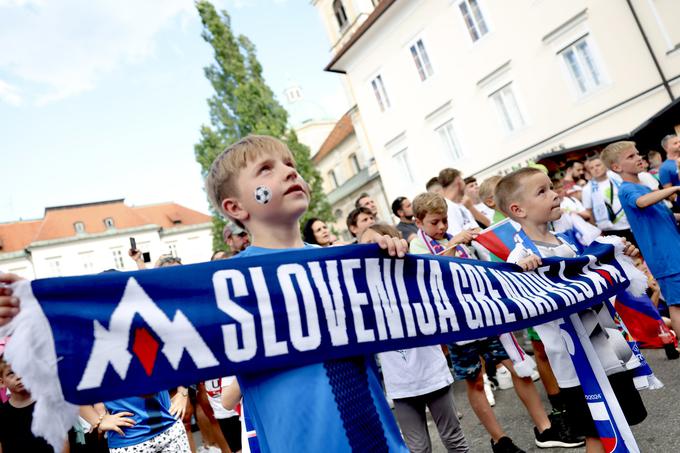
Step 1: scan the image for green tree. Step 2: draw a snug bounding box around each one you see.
[194,0,332,249]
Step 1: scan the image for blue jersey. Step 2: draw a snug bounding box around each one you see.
[658,159,679,187]
[233,245,407,453]
[104,391,177,448]
[618,182,680,279]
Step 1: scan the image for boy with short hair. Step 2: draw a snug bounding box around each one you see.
[0,357,54,453]
[346,206,375,240]
[409,192,580,453]
[601,141,680,345]
[205,134,409,452]
[478,176,505,225]
[495,167,646,453]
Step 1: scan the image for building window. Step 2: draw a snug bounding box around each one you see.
[80,251,95,272]
[328,169,339,190]
[74,221,85,234]
[333,0,349,30]
[112,249,124,270]
[560,36,603,96]
[370,74,390,112]
[458,0,488,42]
[409,39,434,81]
[349,153,361,175]
[46,258,62,277]
[490,83,525,132]
[103,217,115,229]
[393,149,414,183]
[436,120,464,161]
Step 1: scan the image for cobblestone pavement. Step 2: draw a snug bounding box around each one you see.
[427,348,679,452]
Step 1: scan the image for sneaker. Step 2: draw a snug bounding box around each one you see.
[534,426,585,448]
[483,374,496,406]
[531,368,540,381]
[548,410,584,446]
[491,436,525,453]
[496,366,514,390]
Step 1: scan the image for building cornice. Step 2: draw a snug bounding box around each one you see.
[0,250,29,262]
[26,224,160,250]
[159,222,213,237]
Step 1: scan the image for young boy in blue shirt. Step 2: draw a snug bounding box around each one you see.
[204,134,409,452]
[601,140,680,348]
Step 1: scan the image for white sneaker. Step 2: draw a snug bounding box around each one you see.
[531,368,540,381]
[496,366,514,390]
[483,374,496,406]
[207,447,221,453]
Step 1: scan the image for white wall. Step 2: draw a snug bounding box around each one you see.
[321,0,680,201]
[5,224,213,279]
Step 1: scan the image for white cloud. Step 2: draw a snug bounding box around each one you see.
[0,79,22,106]
[0,0,194,105]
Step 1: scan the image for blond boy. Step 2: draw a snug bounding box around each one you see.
[496,167,644,453]
[601,141,680,347]
[478,176,506,225]
[408,192,475,256]
[205,135,409,452]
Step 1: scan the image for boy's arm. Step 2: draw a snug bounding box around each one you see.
[633,186,680,208]
[221,378,241,411]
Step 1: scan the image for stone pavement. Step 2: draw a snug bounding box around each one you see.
[427,348,679,452]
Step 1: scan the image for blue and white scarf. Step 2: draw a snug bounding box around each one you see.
[2,243,635,450]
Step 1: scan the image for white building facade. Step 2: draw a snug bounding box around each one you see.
[315,0,680,201]
[0,199,213,279]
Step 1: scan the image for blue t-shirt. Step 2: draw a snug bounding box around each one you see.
[658,159,679,187]
[618,182,680,279]
[104,391,177,448]
[233,245,407,453]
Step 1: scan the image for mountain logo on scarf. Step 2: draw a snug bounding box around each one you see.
[77,278,220,390]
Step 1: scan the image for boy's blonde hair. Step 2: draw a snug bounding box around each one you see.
[601,141,636,169]
[412,192,447,220]
[495,167,543,216]
[205,135,294,219]
[478,175,502,202]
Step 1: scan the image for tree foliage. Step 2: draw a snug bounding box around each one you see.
[194,0,332,249]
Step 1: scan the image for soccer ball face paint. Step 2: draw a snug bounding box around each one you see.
[254,185,272,204]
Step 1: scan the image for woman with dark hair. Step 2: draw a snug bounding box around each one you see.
[302,218,333,246]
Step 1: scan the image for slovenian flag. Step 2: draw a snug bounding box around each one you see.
[474,219,520,261]
[615,291,677,349]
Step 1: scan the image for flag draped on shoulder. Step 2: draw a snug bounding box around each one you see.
[1,243,637,450]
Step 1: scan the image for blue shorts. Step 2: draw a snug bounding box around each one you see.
[447,337,509,381]
[657,273,680,306]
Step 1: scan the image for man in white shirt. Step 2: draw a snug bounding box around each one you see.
[438,168,483,235]
[464,176,493,227]
[582,156,637,245]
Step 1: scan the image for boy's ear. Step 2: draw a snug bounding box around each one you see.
[415,218,423,229]
[508,202,525,219]
[610,161,622,173]
[221,197,249,224]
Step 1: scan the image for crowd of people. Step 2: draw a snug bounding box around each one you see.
[1,133,680,453]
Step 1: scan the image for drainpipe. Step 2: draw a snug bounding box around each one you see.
[625,0,674,101]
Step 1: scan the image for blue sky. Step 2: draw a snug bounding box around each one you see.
[0,0,347,222]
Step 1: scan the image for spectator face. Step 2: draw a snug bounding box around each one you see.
[311,220,331,246]
[588,159,607,180]
[359,196,378,215]
[227,231,250,252]
[1,365,27,396]
[571,162,585,179]
[351,212,375,238]
[417,212,448,241]
[399,199,414,220]
[465,181,480,201]
[664,136,680,155]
